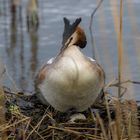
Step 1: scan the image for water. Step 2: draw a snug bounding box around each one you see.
[0,0,140,98]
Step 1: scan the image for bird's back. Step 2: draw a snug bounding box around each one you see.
[37,46,104,112]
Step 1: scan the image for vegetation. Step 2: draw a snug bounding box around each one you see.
[0,0,140,139]
[0,80,140,140]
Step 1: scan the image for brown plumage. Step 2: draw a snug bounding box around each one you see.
[74,26,87,48]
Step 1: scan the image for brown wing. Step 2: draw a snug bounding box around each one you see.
[95,63,105,84]
[87,57,105,106]
[35,57,55,86]
[35,63,50,87]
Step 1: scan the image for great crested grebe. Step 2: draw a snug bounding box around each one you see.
[35,17,105,112]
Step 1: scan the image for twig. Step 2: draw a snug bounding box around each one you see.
[29,124,45,140]
[22,118,31,140]
[128,112,132,140]
[110,79,140,87]
[36,107,52,131]
[95,113,108,140]
[25,112,52,140]
[3,86,32,98]
[0,117,30,131]
[120,126,125,140]
[89,107,96,122]
[65,126,99,131]
[104,79,117,91]
[89,0,103,59]
[104,94,112,127]
[48,125,103,140]
[118,0,123,98]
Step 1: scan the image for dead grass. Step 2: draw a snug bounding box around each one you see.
[0,86,7,139]
[0,81,139,140]
[0,0,140,139]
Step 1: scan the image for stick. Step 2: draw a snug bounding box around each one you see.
[89,0,103,59]
[118,0,123,98]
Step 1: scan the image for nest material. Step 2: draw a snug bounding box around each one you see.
[0,87,140,140]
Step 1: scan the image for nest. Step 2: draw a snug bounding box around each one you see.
[0,84,140,140]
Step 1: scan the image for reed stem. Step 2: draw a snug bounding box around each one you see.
[89,0,103,59]
[118,0,123,98]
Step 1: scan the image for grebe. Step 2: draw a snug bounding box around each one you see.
[35,17,105,112]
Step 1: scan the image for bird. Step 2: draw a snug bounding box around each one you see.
[35,17,105,112]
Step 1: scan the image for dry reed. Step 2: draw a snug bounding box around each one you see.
[118,0,123,98]
[0,82,139,140]
[0,0,140,140]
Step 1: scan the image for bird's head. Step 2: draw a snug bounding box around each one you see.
[62,17,87,50]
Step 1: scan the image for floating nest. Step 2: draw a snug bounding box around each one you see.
[0,86,140,140]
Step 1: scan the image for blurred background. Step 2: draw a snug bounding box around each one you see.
[0,0,140,99]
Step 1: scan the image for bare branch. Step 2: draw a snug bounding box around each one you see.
[89,0,103,59]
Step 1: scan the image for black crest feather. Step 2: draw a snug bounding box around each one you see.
[62,17,81,46]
